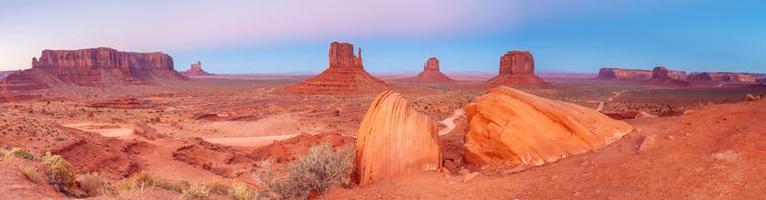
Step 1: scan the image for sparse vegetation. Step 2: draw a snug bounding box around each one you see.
[182,183,211,199]
[116,172,157,192]
[255,143,355,199]
[77,173,109,196]
[4,147,34,160]
[229,181,257,200]
[41,152,75,187]
[18,164,42,183]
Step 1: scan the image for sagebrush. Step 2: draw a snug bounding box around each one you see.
[41,152,75,187]
[4,147,34,160]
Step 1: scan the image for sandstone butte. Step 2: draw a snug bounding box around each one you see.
[464,86,633,166]
[285,41,386,93]
[648,66,690,86]
[487,51,547,85]
[181,61,214,76]
[355,91,441,186]
[687,72,758,83]
[403,57,455,83]
[597,67,687,81]
[1,47,185,91]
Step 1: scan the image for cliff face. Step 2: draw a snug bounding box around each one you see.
[648,66,689,86]
[405,57,455,83]
[284,41,386,93]
[488,51,546,85]
[181,61,213,76]
[597,67,687,81]
[355,91,441,185]
[2,47,185,90]
[464,86,633,166]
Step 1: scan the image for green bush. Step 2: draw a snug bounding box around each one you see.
[4,147,34,160]
[255,143,355,199]
[41,152,75,187]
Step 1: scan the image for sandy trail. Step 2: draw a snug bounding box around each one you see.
[203,134,300,147]
[595,90,627,112]
[63,122,135,138]
[438,109,465,136]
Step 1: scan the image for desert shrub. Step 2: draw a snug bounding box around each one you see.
[18,164,42,183]
[229,181,257,200]
[155,179,188,193]
[41,152,76,187]
[4,147,34,160]
[116,171,156,192]
[182,183,211,199]
[77,173,109,196]
[255,143,355,199]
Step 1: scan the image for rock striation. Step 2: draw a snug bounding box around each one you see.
[403,57,455,83]
[355,91,441,185]
[1,47,185,90]
[285,42,386,93]
[464,86,633,166]
[487,51,546,85]
[181,61,214,76]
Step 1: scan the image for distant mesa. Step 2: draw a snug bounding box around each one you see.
[464,86,633,166]
[181,61,214,76]
[1,47,185,91]
[688,72,757,83]
[487,51,547,85]
[284,41,387,93]
[355,91,441,185]
[597,67,686,81]
[402,57,455,83]
[647,66,689,86]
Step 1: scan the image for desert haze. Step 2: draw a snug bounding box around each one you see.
[1,1,766,200]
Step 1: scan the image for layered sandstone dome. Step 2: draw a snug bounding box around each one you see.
[488,51,546,85]
[404,57,455,83]
[181,61,214,76]
[285,42,386,93]
[1,47,185,90]
[464,86,633,166]
[355,91,441,185]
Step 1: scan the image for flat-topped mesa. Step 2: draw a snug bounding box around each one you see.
[2,47,186,91]
[488,51,546,85]
[283,41,386,93]
[464,86,633,166]
[648,66,689,86]
[181,61,214,76]
[688,72,758,84]
[404,57,455,83]
[356,91,441,185]
[597,67,687,81]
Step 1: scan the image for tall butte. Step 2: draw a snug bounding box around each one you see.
[487,51,547,85]
[1,47,185,91]
[355,91,441,185]
[464,86,632,166]
[403,57,455,83]
[284,41,386,93]
[181,61,214,76]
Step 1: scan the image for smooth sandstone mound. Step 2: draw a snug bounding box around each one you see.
[405,57,455,83]
[2,47,185,90]
[285,41,386,93]
[355,91,441,185]
[464,86,633,166]
[488,51,546,85]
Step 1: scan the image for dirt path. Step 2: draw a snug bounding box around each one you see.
[595,90,627,112]
[203,134,300,147]
[438,109,464,136]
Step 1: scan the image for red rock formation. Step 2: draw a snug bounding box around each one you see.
[464,86,633,166]
[648,66,689,86]
[285,42,386,93]
[2,47,185,91]
[181,61,214,76]
[356,91,441,185]
[598,67,687,81]
[488,51,546,85]
[688,72,757,83]
[403,57,455,83]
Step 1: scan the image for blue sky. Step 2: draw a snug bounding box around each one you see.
[1,0,764,74]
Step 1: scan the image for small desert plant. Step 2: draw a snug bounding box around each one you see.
[41,152,76,187]
[182,183,211,199]
[116,171,156,192]
[4,147,34,160]
[18,164,43,183]
[229,181,257,200]
[255,143,355,199]
[77,173,109,196]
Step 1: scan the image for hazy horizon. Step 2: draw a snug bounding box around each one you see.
[1,0,764,74]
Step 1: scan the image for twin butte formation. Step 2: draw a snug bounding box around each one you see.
[354,87,632,185]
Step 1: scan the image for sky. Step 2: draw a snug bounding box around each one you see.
[0,0,764,74]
